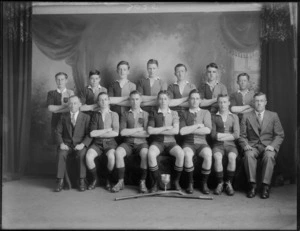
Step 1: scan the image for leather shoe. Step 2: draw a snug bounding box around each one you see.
[225,181,234,196]
[87,178,98,190]
[200,182,210,194]
[139,180,148,193]
[79,178,86,192]
[105,179,112,191]
[247,185,256,198]
[186,183,194,194]
[261,185,270,199]
[174,180,182,191]
[150,182,158,193]
[111,180,124,193]
[55,178,64,192]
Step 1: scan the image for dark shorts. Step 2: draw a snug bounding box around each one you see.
[118,142,149,156]
[212,144,238,156]
[150,142,178,155]
[89,140,118,156]
[182,143,210,155]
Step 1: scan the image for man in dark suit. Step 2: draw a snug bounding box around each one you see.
[55,95,92,192]
[239,92,284,199]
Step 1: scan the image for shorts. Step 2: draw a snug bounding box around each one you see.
[118,142,149,156]
[89,140,118,156]
[182,143,210,155]
[212,144,238,156]
[150,141,178,155]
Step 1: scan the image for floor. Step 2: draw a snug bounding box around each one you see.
[2,176,297,229]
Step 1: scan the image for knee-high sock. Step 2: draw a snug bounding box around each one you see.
[215,171,223,184]
[117,167,125,180]
[226,170,235,183]
[184,166,194,183]
[90,167,98,180]
[140,168,147,181]
[201,168,211,183]
[149,165,159,183]
[174,165,183,181]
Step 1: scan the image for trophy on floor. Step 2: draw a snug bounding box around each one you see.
[161,174,170,191]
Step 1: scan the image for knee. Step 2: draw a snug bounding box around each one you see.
[139,149,148,160]
[115,148,126,160]
[107,152,115,162]
[263,151,275,161]
[86,150,96,162]
[213,152,222,163]
[58,150,68,159]
[184,151,194,163]
[244,150,254,159]
[202,149,212,161]
[148,147,158,160]
[228,152,237,163]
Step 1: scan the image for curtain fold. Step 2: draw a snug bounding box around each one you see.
[3,2,32,180]
[32,15,87,94]
[260,3,297,181]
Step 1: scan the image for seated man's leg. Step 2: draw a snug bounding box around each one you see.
[111,145,128,192]
[55,148,71,192]
[243,147,260,198]
[183,146,195,194]
[213,148,224,195]
[138,145,149,193]
[224,148,238,196]
[75,147,87,191]
[261,150,276,199]
[106,148,116,191]
[86,146,101,190]
[147,143,162,192]
[169,144,184,191]
[198,146,212,194]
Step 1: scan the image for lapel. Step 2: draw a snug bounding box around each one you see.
[260,110,271,133]
[248,111,260,136]
[73,112,83,137]
[65,113,73,137]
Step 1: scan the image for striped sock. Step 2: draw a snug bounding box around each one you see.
[185,166,194,183]
[215,171,224,183]
[201,168,211,183]
[226,170,235,183]
[149,165,159,181]
[174,165,183,181]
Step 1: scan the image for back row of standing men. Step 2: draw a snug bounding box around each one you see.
[47,60,284,200]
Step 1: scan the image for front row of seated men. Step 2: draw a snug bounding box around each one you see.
[55,89,284,199]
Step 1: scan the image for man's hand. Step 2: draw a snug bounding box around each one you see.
[265,145,274,152]
[60,143,69,150]
[75,143,85,151]
[90,130,100,137]
[244,145,252,151]
[165,126,173,130]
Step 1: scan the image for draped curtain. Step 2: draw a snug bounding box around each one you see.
[260,3,297,181]
[3,2,32,180]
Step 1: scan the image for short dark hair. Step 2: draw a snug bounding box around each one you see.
[254,92,267,99]
[117,61,130,70]
[55,72,68,79]
[237,72,250,81]
[157,90,171,99]
[147,59,159,67]
[206,63,218,69]
[217,94,229,101]
[188,89,201,99]
[69,95,81,103]
[97,92,109,101]
[129,90,142,97]
[89,69,101,77]
[174,63,187,72]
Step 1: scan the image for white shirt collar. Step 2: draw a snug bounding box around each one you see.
[237,89,249,95]
[255,110,265,118]
[57,88,67,94]
[70,111,79,121]
[98,109,112,114]
[206,81,219,87]
[174,80,189,85]
[158,108,171,114]
[129,108,143,113]
[216,110,233,116]
[147,76,160,80]
[88,85,102,89]
[189,107,201,113]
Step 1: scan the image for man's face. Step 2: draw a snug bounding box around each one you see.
[175,66,187,81]
[189,93,201,109]
[98,94,110,109]
[158,93,169,108]
[147,64,158,78]
[254,95,267,112]
[237,75,249,91]
[130,93,141,109]
[68,97,81,113]
[206,67,218,82]
[55,74,68,89]
[89,74,101,88]
[218,96,230,112]
[117,64,130,79]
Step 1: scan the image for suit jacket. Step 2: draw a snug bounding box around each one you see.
[239,110,284,152]
[55,111,92,148]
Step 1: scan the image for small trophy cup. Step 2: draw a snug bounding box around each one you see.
[161,174,170,191]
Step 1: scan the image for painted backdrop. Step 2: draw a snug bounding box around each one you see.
[30,12,260,175]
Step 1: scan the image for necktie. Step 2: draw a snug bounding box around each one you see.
[258,113,263,127]
[71,113,76,127]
